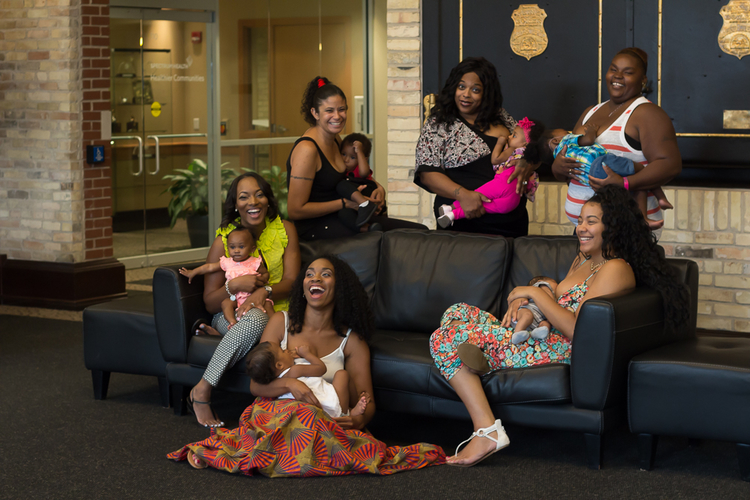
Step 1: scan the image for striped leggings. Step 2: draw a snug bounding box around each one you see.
[202,308,269,387]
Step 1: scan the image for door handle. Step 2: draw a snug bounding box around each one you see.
[146,133,207,176]
[111,135,143,176]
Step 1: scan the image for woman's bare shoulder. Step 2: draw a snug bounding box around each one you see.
[599,258,636,285]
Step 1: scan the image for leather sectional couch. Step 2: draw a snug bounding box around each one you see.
[152,228,698,469]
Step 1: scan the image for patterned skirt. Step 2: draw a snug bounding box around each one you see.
[167,398,445,477]
[430,303,571,380]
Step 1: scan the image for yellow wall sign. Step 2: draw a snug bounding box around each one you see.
[151,101,162,117]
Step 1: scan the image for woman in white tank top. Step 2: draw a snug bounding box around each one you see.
[250,254,376,430]
[552,47,681,235]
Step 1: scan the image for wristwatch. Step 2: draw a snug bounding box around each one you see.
[264,285,273,299]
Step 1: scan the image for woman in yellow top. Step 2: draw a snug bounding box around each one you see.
[189,172,301,427]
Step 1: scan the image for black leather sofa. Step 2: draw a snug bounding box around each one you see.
[152,229,698,469]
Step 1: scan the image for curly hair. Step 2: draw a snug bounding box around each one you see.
[300,76,347,126]
[585,185,690,334]
[245,341,279,385]
[340,133,371,158]
[287,254,374,341]
[431,57,505,132]
[221,172,280,227]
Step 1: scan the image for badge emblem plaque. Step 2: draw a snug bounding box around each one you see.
[718,0,750,59]
[510,4,548,61]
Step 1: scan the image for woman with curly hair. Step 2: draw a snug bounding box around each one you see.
[169,255,445,476]
[185,171,301,428]
[287,76,426,240]
[414,57,538,236]
[430,185,689,467]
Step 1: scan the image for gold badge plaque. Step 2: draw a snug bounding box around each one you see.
[510,5,548,61]
[718,0,750,59]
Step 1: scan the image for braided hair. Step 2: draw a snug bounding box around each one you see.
[287,254,374,341]
[586,185,690,334]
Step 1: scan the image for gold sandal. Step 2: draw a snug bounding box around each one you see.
[457,342,491,374]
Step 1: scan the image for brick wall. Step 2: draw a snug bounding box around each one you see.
[0,0,84,262]
[385,0,432,226]
[81,0,112,260]
[0,0,112,263]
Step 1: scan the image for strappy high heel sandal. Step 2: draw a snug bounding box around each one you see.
[449,419,510,467]
[187,390,224,428]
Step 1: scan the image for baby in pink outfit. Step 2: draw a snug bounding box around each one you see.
[437,117,543,228]
[180,226,272,327]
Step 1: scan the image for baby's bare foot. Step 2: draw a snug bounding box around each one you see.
[659,199,674,210]
[350,391,371,417]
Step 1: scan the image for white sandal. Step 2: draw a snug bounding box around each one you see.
[450,419,510,467]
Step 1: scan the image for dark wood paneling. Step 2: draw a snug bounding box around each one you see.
[423,0,460,96]
[0,256,127,310]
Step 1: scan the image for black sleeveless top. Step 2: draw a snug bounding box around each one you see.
[286,137,346,234]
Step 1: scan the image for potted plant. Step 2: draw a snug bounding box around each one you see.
[161,158,236,247]
[260,164,288,219]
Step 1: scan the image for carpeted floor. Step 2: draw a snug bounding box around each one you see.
[1,314,748,499]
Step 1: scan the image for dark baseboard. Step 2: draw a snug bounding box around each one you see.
[697,328,750,339]
[0,255,126,310]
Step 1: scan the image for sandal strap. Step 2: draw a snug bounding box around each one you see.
[454,420,502,456]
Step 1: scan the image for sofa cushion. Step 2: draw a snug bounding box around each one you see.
[372,230,511,331]
[501,236,580,315]
[370,330,571,406]
[300,231,382,300]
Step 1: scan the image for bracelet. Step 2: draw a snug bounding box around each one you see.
[341,198,346,209]
[623,176,630,191]
[225,280,236,301]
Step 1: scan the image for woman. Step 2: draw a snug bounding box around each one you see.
[287,76,426,241]
[414,57,537,237]
[429,185,690,467]
[189,172,301,427]
[169,256,445,476]
[552,47,681,229]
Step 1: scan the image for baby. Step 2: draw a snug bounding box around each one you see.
[437,117,542,228]
[179,226,273,328]
[245,341,368,419]
[335,133,379,229]
[546,124,672,229]
[511,276,558,345]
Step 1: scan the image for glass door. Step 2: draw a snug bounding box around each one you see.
[110,3,218,268]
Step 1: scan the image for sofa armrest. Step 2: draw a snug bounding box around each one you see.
[152,263,208,364]
[570,287,695,411]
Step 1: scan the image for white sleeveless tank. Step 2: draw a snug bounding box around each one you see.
[565,96,663,230]
[280,311,350,383]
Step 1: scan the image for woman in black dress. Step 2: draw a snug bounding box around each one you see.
[287,76,425,241]
[415,57,536,237]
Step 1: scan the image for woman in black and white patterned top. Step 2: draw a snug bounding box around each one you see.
[415,57,537,237]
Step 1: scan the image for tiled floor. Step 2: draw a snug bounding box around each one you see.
[0,266,158,321]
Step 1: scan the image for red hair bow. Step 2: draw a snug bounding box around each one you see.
[317,78,326,88]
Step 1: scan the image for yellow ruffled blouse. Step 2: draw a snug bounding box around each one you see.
[216,215,290,311]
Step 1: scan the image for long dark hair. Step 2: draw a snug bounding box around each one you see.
[586,185,690,334]
[301,76,347,126]
[432,57,504,132]
[287,254,374,341]
[221,171,280,228]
